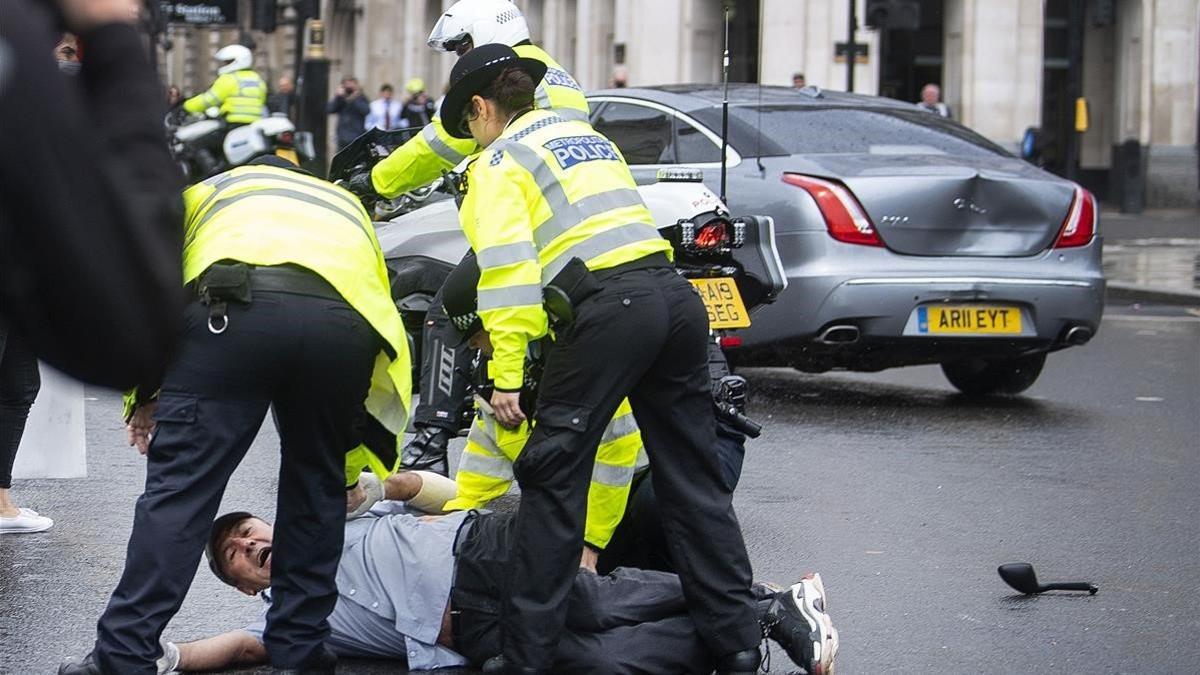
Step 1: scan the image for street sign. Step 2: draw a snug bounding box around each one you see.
[834,42,870,64]
[159,1,238,25]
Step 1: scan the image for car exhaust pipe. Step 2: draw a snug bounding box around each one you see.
[817,325,860,345]
[1064,326,1093,346]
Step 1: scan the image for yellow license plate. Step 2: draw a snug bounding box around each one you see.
[691,277,751,329]
[919,305,1022,334]
[275,148,299,164]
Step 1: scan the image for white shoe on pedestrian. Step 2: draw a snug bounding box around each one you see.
[0,507,54,534]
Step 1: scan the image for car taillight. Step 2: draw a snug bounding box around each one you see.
[1053,186,1097,248]
[782,173,883,247]
[278,130,295,145]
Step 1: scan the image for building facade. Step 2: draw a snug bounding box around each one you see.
[159,0,1197,206]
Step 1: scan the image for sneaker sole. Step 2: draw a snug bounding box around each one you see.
[796,573,839,675]
[0,521,53,534]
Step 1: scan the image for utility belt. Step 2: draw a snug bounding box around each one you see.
[542,252,671,329]
[191,262,342,334]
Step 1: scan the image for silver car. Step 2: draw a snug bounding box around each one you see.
[586,85,1105,395]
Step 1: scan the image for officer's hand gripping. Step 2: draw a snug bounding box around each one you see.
[127,402,158,455]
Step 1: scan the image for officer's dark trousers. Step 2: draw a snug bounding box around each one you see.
[454,513,715,674]
[93,290,378,674]
[502,266,760,669]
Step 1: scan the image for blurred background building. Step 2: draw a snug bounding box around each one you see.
[156,0,1197,208]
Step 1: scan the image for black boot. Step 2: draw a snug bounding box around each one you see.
[58,652,102,675]
[400,426,452,475]
[481,655,547,675]
[715,647,762,675]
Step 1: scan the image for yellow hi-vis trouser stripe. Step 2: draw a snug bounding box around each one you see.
[446,399,642,549]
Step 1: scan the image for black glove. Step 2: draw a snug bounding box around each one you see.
[344,171,378,205]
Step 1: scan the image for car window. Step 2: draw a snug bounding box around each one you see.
[731,106,1008,157]
[673,116,722,164]
[592,102,674,165]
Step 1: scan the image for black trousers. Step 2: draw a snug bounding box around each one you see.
[0,321,40,490]
[453,513,715,674]
[93,288,379,674]
[502,266,760,669]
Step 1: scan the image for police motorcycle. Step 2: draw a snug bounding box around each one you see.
[329,129,787,436]
[166,110,316,183]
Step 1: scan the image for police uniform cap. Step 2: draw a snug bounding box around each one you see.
[439,43,547,139]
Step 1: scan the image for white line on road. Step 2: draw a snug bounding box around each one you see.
[1104,314,1200,323]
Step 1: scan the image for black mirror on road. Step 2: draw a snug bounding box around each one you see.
[998,562,1098,595]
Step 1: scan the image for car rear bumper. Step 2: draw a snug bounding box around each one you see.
[734,242,1106,370]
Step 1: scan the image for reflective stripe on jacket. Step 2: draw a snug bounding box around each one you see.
[444,397,642,549]
[460,109,673,390]
[183,70,267,124]
[181,165,412,485]
[370,44,589,198]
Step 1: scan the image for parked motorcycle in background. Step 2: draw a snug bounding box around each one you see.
[166,109,316,183]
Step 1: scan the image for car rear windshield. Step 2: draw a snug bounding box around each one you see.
[732,106,1010,158]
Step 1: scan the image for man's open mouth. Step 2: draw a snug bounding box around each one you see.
[257,546,271,568]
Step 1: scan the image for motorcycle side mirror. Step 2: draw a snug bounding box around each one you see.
[998,562,1098,595]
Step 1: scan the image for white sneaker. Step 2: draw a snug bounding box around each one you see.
[0,507,54,534]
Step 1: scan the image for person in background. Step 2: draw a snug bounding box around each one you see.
[54,32,80,68]
[266,74,296,119]
[182,45,267,125]
[917,82,951,118]
[792,72,806,89]
[400,78,437,129]
[326,76,370,149]
[165,84,183,108]
[610,64,628,88]
[364,83,405,131]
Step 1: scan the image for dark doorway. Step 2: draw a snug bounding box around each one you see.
[1041,0,1073,177]
[877,0,944,103]
[725,0,760,83]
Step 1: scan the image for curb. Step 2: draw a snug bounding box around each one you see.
[1105,281,1200,306]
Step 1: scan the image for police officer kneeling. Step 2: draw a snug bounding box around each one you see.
[440,45,763,674]
[60,156,412,675]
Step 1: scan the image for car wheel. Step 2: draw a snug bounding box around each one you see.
[940,353,1047,396]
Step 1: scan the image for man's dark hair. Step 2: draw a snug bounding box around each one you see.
[380,83,394,93]
[793,72,805,80]
[480,66,535,116]
[206,511,256,587]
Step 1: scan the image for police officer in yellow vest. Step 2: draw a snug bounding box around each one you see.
[63,156,411,675]
[439,45,763,675]
[344,0,590,476]
[436,255,643,562]
[182,45,267,125]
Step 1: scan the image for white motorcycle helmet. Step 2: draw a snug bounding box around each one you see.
[428,0,530,54]
[215,45,253,75]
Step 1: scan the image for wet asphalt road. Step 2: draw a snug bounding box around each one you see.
[1,301,1197,674]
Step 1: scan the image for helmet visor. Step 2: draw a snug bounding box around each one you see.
[428,13,468,51]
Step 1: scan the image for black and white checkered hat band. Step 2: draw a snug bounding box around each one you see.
[451,312,479,333]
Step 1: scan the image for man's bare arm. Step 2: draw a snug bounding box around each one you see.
[176,631,267,671]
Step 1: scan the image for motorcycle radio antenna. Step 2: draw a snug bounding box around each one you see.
[719,3,731,205]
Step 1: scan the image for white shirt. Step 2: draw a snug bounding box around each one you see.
[365,98,406,130]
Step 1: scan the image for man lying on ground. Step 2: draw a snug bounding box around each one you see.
[154,471,839,674]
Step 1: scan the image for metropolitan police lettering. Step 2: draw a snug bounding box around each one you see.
[543,67,583,91]
[544,136,620,169]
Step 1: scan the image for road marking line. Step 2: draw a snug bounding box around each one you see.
[1135,396,1165,402]
[1104,314,1200,323]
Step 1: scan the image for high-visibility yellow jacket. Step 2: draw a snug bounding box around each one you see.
[459,109,673,390]
[444,397,643,549]
[181,165,412,486]
[370,43,590,198]
[184,69,267,124]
